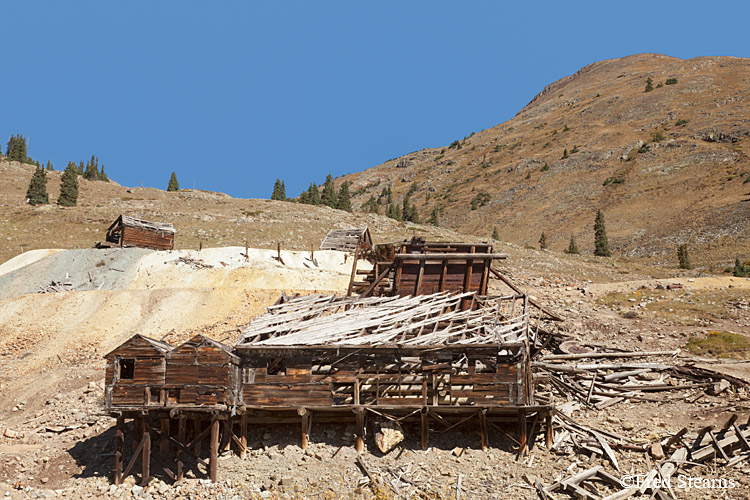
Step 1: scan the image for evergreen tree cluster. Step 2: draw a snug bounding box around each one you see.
[69,155,109,181]
[5,134,30,163]
[565,236,580,255]
[733,258,747,277]
[58,163,79,207]
[271,179,287,200]
[297,174,352,212]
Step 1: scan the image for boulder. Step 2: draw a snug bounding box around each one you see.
[374,421,404,454]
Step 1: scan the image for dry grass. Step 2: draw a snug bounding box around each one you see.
[686,330,750,359]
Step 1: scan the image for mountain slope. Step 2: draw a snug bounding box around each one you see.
[341,54,750,268]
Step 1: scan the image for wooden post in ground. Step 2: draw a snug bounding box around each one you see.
[545,412,553,449]
[209,418,220,482]
[141,419,151,486]
[240,413,247,459]
[114,416,124,485]
[479,409,489,452]
[421,408,429,451]
[518,410,528,456]
[160,418,169,456]
[176,417,186,482]
[132,416,142,453]
[299,408,310,450]
[354,409,365,453]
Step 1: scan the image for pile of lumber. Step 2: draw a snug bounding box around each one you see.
[38,280,74,293]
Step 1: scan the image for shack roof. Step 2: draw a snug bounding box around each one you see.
[320,227,371,252]
[105,334,173,358]
[108,215,176,234]
[170,334,240,363]
[236,291,527,348]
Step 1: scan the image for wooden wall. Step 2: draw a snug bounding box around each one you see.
[120,226,174,251]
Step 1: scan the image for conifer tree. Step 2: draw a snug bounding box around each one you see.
[733,258,747,277]
[57,163,79,207]
[562,148,569,159]
[46,160,53,171]
[539,232,547,250]
[644,77,654,93]
[26,165,49,205]
[492,227,500,240]
[78,161,85,176]
[321,174,337,208]
[677,244,691,269]
[98,165,109,182]
[336,182,352,212]
[167,172,180,191]
[362,195,378,213]
[84,154,99,180]
[309,183,321,205]
[6,134,29,163]
[594,210,611,257]
[566,236,580,255]
[428,208,439,226]
[386,203,402,221]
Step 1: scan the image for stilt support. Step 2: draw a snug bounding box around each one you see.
[176,417,186,482]
[545,412,553,449]
[114,416,123,485]
[479,409,489,452]
[299,408,310,450]
[421,407,429,451]
[240,413,248,459]
[209,418,219,482]
[354,409,365,453]
[141,419,151,486]
[160,418,169,456]
[518,410,528,456]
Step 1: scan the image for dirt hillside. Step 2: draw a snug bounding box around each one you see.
[339,54,750,269]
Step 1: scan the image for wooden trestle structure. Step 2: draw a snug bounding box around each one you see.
[103,240,556,485]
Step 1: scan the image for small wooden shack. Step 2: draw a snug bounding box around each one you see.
[320,227,372,253]
[105,215,176,250]
[165,335,239,407]
[104,335,173,408]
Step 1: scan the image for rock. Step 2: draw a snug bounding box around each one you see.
[40,478,48,484]
[707,379,731,396]
[606,416,620,424]
[621,421,635,431]
[451,447,465,457]
[649,442,665,460]
[374,421,404,454]
[280,476,294,487]
[131,485,143,496]
[3,429,18,439]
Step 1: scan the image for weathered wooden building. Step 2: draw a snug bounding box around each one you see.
[104,290,551,485]
[319,227,372,253]
[105,215,176,251]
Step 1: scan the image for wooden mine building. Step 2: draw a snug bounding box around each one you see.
[103,239,557,485]
[105,215,176,251]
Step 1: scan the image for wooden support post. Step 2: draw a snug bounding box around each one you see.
[240,413,247,459]
[479,409,489,452]
[176,417,185,482]
[199,241,202,252]
[114,416,124,485]
[245,240,249,261]
[545,412,553,449]
[354,409,365,453]
[209,418,219,482]
[160,418,169,456]
[299,408,310,450]
[347,235,362,297]
[421,408,429,451]
[141,419,151,486]
[518,410,528,456]
[133,416,142,453]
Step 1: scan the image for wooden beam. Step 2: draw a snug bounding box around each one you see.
[176,417,185,482]
[299,408,310,450]
[421,408,429,451]
[347,235,363,297]
[394,253,507,261]
[141,419,151,486]
[355,408,365,453]
[114,416,124,485]
[209,418,219,482]
[240,413,247,459]
[159,418,169,456]
[479,409,488,451]
[358,262,394,297]
[518,410,528,456]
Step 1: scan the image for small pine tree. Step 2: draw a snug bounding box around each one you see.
[6,134,29,163]
[98,165,109,182]
[428,208,439,226]
[644,77,654,92]
[733,258,747,277]
[566,236,580,255]
[57,163,79,206]
[677,244,691,269]
[336,182,352,212]
[46,160,53,171]
[539,232,547,250]
[593,210,611,257]
[26,165,49,205]
[363,195,378,213]
[78,161,85,176]
[308,183,321,205]
[321,174,337,208]
[492,227,500,240]
[562,148,569,159]
[167,172,180,191]
[84,154,99,180]
[386,203,402,221]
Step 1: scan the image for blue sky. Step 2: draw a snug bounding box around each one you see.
[2,1,748,199]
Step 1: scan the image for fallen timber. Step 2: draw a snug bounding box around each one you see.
[105,290,551,485]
